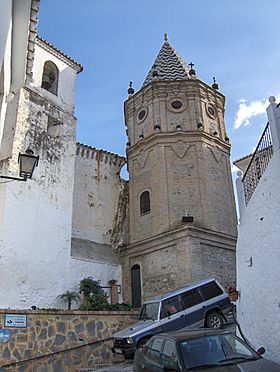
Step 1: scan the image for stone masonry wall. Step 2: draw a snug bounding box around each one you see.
[125,79,237,242]
[120,226,236,304]
[0,309,138,370]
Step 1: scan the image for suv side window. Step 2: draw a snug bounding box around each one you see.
[162,339,178,369]
[147,337,164,364]
[181,289,203,309]
[199,281,223,301]
[160,295,183,319]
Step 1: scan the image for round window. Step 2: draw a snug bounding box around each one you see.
[208,107,215,116]
[138,110,146,121]
[207,105,217,118]
[171,100,183,109]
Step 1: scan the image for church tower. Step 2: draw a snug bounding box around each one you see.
[120,36,237,307]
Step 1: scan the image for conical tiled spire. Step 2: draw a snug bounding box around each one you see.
[142,36,191,88]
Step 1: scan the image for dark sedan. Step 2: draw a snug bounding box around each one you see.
[133,329,280,371]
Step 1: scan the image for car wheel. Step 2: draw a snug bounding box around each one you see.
[206,312,224,329]
[137,337,150,349]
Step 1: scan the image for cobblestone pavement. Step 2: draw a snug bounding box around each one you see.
[77,361,134,371]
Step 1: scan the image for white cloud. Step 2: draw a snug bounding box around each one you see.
[234,94,280,130]
[234,98,267,129]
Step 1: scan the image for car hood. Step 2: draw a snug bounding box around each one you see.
[113,320,155,338]
[187,357,280,371]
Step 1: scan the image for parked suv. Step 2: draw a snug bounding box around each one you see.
[112,278,232,358]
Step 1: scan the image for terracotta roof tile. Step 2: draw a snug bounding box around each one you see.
[233,153,253,164]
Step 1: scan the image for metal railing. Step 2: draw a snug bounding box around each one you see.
[242,122,273,205]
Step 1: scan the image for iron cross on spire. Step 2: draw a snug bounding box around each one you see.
[189,62,194,69]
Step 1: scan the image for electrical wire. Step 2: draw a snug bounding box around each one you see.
[232,304,253,348]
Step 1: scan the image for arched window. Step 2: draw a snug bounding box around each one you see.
[140,191,150,215]
[131,264,141,308]
[41,61,59,95]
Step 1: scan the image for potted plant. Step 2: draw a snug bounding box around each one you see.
[108,279,117,286]
[228,286,238,301]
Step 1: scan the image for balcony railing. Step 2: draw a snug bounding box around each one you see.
[242,122,273,205]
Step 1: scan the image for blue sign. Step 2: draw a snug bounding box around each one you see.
[5,314,27,328]
[0,329,11,343]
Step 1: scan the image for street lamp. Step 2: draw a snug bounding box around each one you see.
[0,149,39,182]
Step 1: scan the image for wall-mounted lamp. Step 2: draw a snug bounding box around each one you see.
[0,149,39,182]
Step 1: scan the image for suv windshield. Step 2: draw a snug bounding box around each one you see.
[139,302,159,321]
[179,334,259,369]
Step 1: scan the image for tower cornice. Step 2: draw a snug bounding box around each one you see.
[125,79,225,120]
[126,79,226,102]
[126,131,231,157]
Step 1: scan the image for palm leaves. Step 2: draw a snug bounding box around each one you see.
[58,290,80,310]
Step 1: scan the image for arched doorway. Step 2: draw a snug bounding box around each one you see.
[131,264,141,308]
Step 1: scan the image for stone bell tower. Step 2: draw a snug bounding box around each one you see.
[119,35,237,307]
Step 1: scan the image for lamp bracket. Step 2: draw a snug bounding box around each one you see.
[0,175,27,182]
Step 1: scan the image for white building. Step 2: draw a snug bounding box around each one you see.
[0,4,124,309]
[235,96,280,363]
[0,0,39,154]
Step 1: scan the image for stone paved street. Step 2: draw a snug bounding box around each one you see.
[77,361,134,372]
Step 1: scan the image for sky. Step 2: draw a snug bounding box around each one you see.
[38,0,280,176]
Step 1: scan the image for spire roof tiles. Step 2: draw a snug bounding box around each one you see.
[142,40,191,88]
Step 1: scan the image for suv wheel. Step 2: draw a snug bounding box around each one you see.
[206,312,224,329]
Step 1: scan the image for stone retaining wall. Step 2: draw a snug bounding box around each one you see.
[0,309,138,370]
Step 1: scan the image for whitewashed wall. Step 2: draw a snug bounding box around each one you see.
[0,0,13,150]
[0,80,77,309]
[0,1,12,66]
[72,145,126,244]
[0,39,126,309]
[67,258,122,306]
[31,40,78,114]
[0,40,81,309]
[236,148,280,363]
[0,177,72,309]
[69,145,126,301]
[0,0,35,148]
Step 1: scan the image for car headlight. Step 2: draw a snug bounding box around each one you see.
[127,337,134,344]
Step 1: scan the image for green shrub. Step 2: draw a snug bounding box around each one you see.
[79,277,132,311]
[79,277,109,310]
[108,303,132,311]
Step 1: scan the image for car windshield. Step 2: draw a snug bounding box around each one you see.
[139,302,159,321]
[179,333,259,370]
